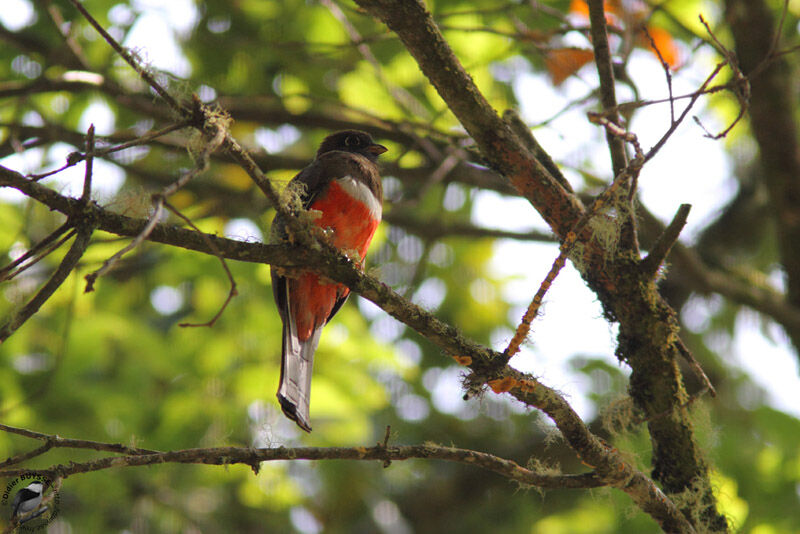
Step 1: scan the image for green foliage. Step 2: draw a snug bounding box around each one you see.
[1,0,799,532]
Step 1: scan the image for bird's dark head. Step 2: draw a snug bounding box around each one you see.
[316,130,388,162]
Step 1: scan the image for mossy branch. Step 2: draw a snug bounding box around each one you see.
[0,423,602,490]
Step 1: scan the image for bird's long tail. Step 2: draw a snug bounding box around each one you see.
[277,316,321,433]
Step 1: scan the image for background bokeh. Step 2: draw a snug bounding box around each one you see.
[2,0,799,532]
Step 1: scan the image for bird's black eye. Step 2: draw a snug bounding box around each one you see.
[345,135,360,147]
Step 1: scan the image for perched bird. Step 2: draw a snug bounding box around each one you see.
[11,481,46,523]
[271,130,386,432]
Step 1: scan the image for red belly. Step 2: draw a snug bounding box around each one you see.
[289,181,380,340]
[311,181,380,258]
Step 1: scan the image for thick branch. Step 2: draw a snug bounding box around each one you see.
[354,0,584,238]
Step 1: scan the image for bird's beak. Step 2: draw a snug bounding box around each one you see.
[367,143,388,155]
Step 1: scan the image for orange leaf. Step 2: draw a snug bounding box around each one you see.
[545,48,594,86]
[452,355,472,366]
[641,26,680,68]
[488,376,516,394]
[569,0,589,17]
[569,0,623,19]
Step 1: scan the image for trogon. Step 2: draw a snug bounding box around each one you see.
[271,130,387,432]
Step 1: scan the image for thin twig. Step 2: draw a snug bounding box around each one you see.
[640,203,691,278]
[0,422,160,457]
[641,25,675,124]
[1,229,78,282]
[27,120,191,181]
[770,42,800,59]
[0,441,54,469]
[505,142,645,359]
[691,15,748,140]
[81,124,94,201]
[0,222,73,281]
[504,248,568,357]
[588,113,644,160]
[613,81,738,114]
[675,339,716,398]
[66,0,185,113]
[321,0,429,120]
[28,153,85,182]
[92,121,190,158]
[84,112,226,292]
[0,225,93,342]
[44,0,90,69]
[748,0,790,79]
[83,201,163,292]
[162,200,239,328]
[644,60,726,162]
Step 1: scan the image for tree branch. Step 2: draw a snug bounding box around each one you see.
[0,423,159,462]
[586,0,639,251]
[354,0,584,239]
[350,1,722,529]
[66,0,184,113]
[640,203,691,278]
[587,0,629,178]
[1,4,730,528]
[0,435,602,491]
[0,222,93,342]
[638,206,800,335]
[0,163,694,532]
